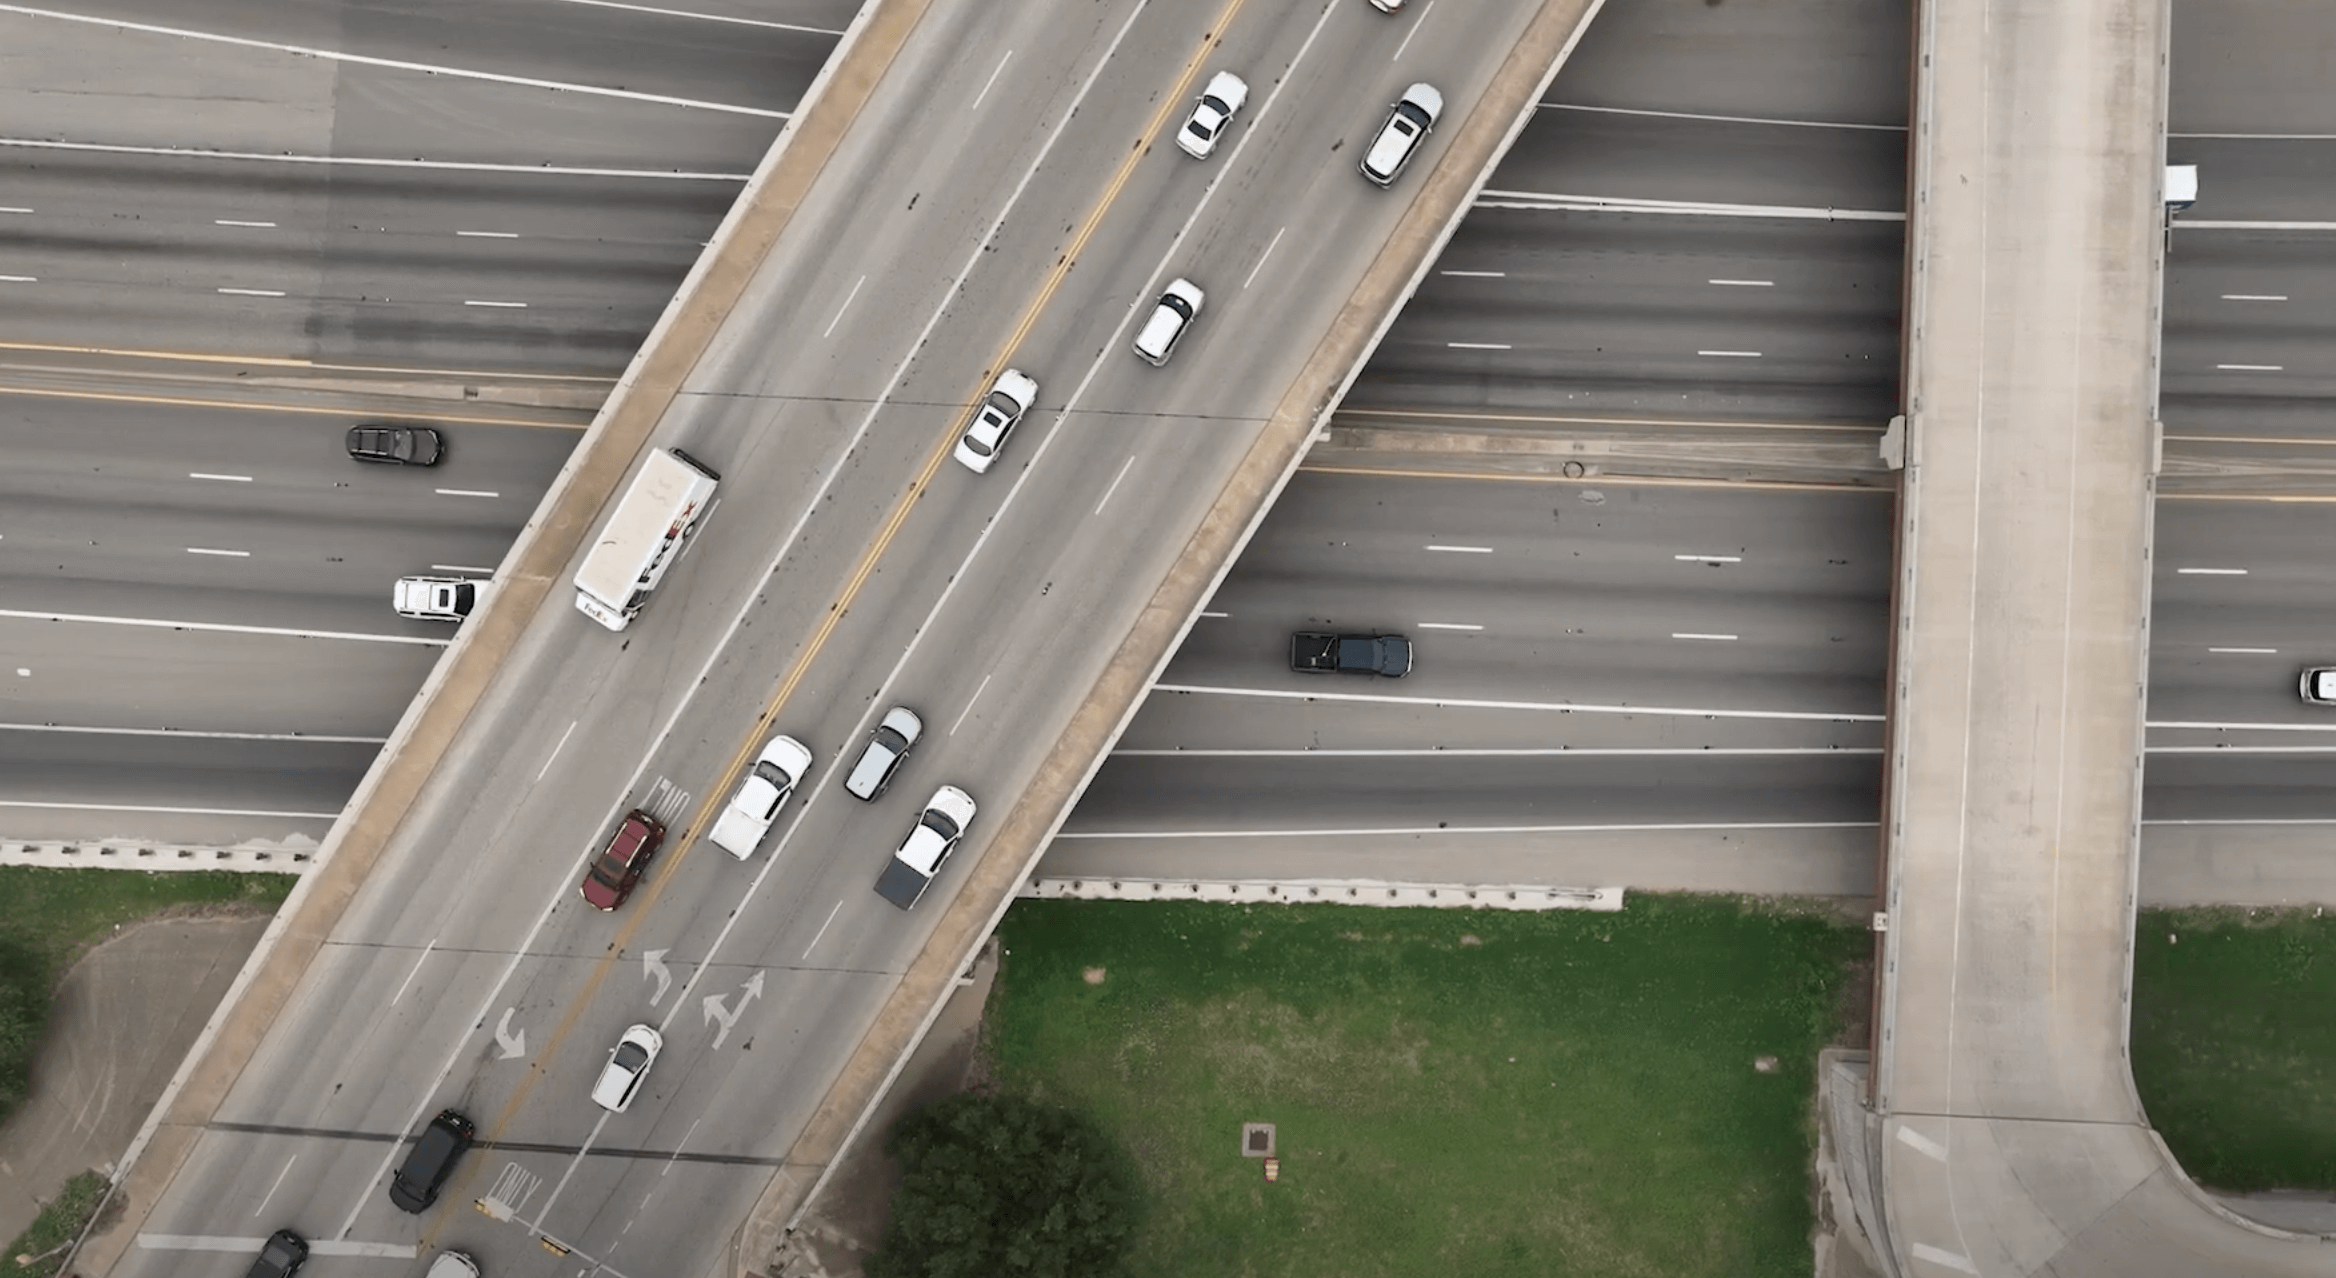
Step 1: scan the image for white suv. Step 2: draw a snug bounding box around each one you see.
[1132,278,1205,366]
[1359,83,1443,186]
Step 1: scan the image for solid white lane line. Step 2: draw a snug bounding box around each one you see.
[1417,622,1483,631]
[1114,746,1882,757]
[1094,456,1135,515]
[1673,632,1739,641]
[1157,682,1880,722]
[1057,819,1877,839]
[0,5,787,118]
[1675,553,1741,563]
[1540,102,1905,132]
[1425,544,1491,554]
[0,206,29,213]
[2150,719,2336,732]
[1698,350,1761,358]
[2217,363,2282,371]
[1200,610,1229,618]
[2179,220,2336,231]
[0,722,387,743]
[971,51,1013,113]
[0,799,343,818]
[0,608,446,645]
[463,299,527,309]
[2207,647,2276,654]
[188,472,253,482]
[185,547,250,557]
[2147,745,2336,754]
[536,721,577,783]
[540,0,845,34]
[214,219,275,228]
[950,674,992,736]
[434,488,500,498]
[0,137,748,180]
[823,274,866,338]
[217,288,284,297]
[389,942,436,1007]
[1448,341,1511,350]
[0,275,35,283]
[430,564,497,575]
[1478,189,1905,221]
[1708,279,1773,286]
[1440,269,1504,278]
[801,900,845,960]
[2220,294,2287,301]
[457,230,518,238]
[1242,226,1286,290]
[1390,0,1432,61]
[2175,567,2247,575]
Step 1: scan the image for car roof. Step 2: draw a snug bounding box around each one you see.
[757,734,813,775]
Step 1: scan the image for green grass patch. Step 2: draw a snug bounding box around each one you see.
[2134,906,2336,1191]
[1,1170,108,1278]
[0,867,296,1127]
[986,895,1864,1278]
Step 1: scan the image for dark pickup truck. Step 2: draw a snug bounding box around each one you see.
[1290,631,1412,677]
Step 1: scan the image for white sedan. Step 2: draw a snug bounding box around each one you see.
[710,735,814,859]
[1175,71,1250,159]
[591,1023,663,1113]
[954,369,1039,474]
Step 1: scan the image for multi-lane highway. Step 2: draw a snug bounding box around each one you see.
[92,1,1582,1275]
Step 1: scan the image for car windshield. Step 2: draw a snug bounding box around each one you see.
[589,853,630,888]
[263,1238,301,1263]
[1201,94,1229,115]
[985,390,1020,417]
[752,760,785,786]
[613,1042,648,1070]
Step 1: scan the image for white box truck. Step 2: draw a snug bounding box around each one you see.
[573,447,720,632]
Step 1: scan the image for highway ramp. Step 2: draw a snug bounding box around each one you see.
[1867,0,2336,1273]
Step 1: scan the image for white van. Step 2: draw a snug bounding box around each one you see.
[573,447,720,632]
[1132,278,1205,366]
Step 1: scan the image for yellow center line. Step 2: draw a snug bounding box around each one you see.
[0,381,578,427]
[443,0,1260,1207]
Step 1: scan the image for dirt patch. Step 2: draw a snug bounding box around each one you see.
[1081,967,1106,985]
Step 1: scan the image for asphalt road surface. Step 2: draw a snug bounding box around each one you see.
[107,2,1569,1275]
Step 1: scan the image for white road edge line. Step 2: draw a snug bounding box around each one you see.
[1417,622,1483,631]
[189,472,253,482]
[1055,820,1879,840]
[0,137,750,181]
[2174,567,2246,575]
[1425,544,1491,553]
[1154,682,1882,722]
[1113,746,1884,757]
[0,608,445,645]
[0,4,787,118]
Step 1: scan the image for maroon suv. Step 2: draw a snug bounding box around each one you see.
[580,809,666,910]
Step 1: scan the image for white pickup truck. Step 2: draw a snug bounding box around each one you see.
[710,736,814,859]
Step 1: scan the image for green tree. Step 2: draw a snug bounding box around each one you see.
[868,1093,1138,1278]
